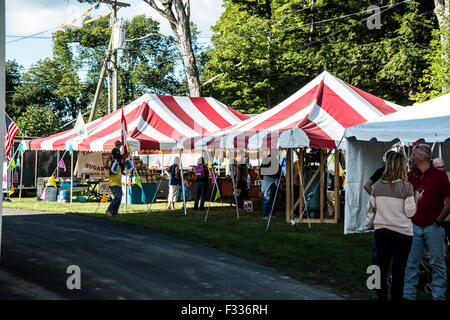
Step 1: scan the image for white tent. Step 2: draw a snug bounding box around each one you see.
[343,93,450,234]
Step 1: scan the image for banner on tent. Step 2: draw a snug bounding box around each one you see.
[77,152,110,178]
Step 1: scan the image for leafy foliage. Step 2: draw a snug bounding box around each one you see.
[202,0,438,113]
[16,105,61,137]
[5,60,23,118]
[8,14,181,130]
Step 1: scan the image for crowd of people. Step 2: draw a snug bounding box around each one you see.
[104,143,285,218]
[365,144,450,300]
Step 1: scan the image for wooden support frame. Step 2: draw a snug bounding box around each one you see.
[286,148,341,224]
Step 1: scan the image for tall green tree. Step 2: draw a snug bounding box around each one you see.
[203,0,438,113]
[5,60,23,118]
[9,14,180,127]
[16,105,61,137]
[412,1,450,101]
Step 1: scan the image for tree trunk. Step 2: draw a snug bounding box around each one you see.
[434,0,450,91]
[143,0,202,96]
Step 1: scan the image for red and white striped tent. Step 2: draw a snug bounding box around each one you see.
[180,71,402,151]
[27,93,249,152]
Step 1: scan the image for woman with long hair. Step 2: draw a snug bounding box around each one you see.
[370,152,420,300]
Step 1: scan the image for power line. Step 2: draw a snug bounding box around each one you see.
[6,35,53,39]
[212,0,413,47]
[5,27,60,44]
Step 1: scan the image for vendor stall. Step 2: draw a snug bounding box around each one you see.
[179,71,402,224]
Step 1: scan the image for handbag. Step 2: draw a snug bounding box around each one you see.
[363,198,376,230]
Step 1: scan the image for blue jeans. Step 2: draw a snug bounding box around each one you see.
[403,224,447,300]
[194,180,207,210]
[107,185,122,216]
[371,235,378,265]
[262,183,277,218]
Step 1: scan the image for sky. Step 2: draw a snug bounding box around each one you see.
[5,0,225,70]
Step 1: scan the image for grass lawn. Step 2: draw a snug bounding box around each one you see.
[3,196,446,300]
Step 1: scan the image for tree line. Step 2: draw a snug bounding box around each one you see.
[6,0,449,137]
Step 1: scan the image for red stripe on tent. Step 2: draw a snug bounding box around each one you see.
[233,133,250,149]
[301,120,336,149]
[227,106,251,121]
[206,134,225,149]
[141,103,186,142]
[189,97,235,130]
[79,103,144,150]
[261,131,280,149]
[157,95,205,134]
[345,83,398,115]
[319,84,368,128]
[249,84,320,132]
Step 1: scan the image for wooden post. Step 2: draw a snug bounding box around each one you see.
[34,150,38,188]
[285,149,292,223]
[334,149,340,222]
[320,149,324,223]
[56,150,60,179]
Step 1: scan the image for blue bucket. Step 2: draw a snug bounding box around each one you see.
[57,189,71,203]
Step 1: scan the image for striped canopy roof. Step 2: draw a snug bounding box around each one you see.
[180,71,402,151]
[28,93,249,152]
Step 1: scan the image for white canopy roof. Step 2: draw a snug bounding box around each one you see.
[344,93,450,143]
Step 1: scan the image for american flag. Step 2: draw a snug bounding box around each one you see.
[5,114,19,162]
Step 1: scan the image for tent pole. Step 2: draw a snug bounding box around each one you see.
[229,151,240,220]
[179,149,187,215]
[34,150,38,189]
[206,150,223,206]
[70,151,73,207]
[204,181,215,223]
[285,149,291,223]
[297,151,311,229]
[266,166,282,232]
[124,173,127,214]
[56,150,60,179]
[296,148,304,223]
[320,149,324,222]
[147,177,162,215]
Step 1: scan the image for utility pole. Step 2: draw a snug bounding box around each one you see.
[89,0,129,119]
[101,0,129,112]
[111,1,118,112]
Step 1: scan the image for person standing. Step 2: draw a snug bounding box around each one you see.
[364,150,396,265]
[404,144,450,300]
[104,140,125,217]
[260,155,281,220]
[193,157,209,210]
[235,157,249,209]
[370,152,418,300]
[166,157,181,210]
[432,158,450,255]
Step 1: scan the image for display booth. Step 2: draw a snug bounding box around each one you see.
[178,71,402,224]
[25,93,249,207]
